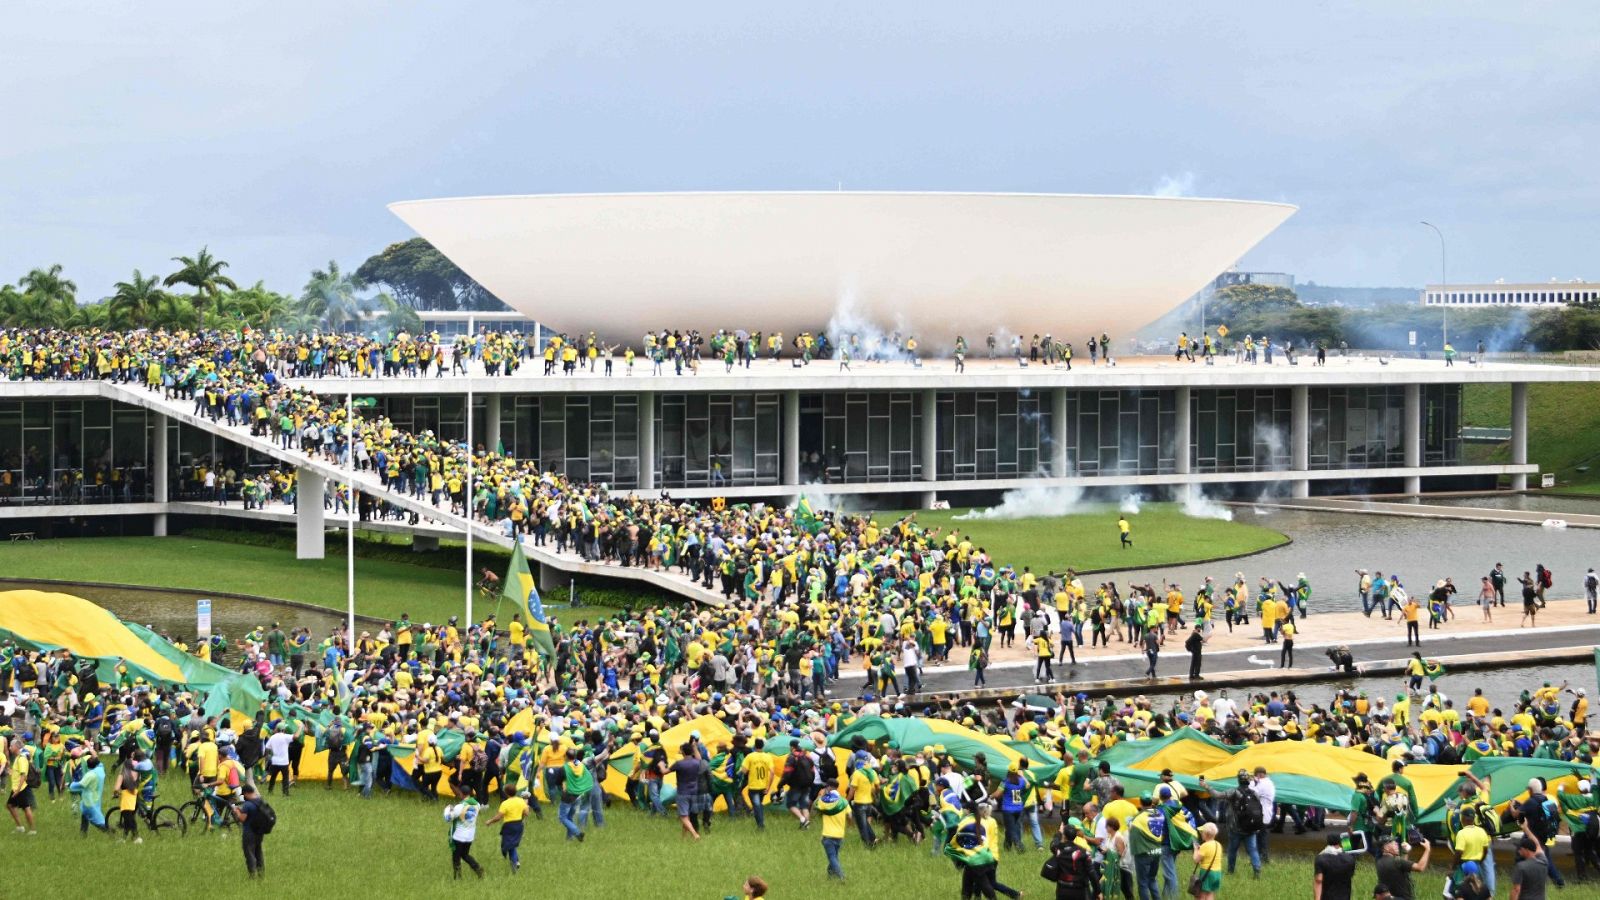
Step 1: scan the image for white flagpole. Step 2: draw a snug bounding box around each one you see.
[346,390,355,648]
[465,383,474,625]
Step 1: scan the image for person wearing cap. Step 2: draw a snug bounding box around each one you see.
[1376,831,1430,900]
[1511,835,1550,900]
[1510,777,1565,888]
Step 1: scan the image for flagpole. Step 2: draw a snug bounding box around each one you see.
[465,383,474,626]
[346,390,355,648]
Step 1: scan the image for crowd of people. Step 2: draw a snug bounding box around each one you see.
[1,324,1596,898]
[4,628,1598,897]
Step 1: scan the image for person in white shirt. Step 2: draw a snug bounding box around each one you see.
[263,724,296,796]
[444,797,485,879]
[1252,768,1277,863]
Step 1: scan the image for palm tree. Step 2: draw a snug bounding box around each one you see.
[230,280,292,328]
[367,290,423,336]
[164,247,238,323]
[13,265,77,327]
[299,260,363,332]
[107,269,167,328]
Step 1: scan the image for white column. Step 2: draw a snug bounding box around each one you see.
[1175,386,1193,476]
[638,391,656,491]
[1290,385,1309,498]
[921,389,938,507]
[152,415,169,536]
[1511,382,1529,491]
[485,393,502,454]
[782,389,800,486]
[296,469,326,559]
[1403,383,1422,495]
[1051,388,1069,476]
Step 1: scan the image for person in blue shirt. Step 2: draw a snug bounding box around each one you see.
[67,754,110,836]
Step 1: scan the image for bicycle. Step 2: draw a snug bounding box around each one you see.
[137,796,188,837]
[178,792,236,832]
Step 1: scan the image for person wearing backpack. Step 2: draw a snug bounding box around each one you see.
[233,784,274,878]
[1203,770,1263,877]
[1040,822,1099,899]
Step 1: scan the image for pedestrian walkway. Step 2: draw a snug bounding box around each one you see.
[96,381,727,608]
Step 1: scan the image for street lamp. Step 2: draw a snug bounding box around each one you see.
[1420,221,1447,347]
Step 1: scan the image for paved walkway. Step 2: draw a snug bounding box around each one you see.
[98,382,727,608]
[1262,497,1600,529]
[841,598,1600,693]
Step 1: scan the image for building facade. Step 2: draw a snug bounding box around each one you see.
[1422,282,1598,308]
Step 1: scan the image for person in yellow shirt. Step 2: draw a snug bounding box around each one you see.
[814,779,850,879]
[847,761,879,847]
[740,740,775,830]
[115,759,141,841]
[484,786,530,873]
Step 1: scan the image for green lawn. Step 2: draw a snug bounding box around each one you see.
[6,782,1466,900]
[889,503,1289,575]
[1462,382,1600,489]
[0,536,626,626]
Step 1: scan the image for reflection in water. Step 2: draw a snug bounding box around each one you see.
[1129,663,1599,711]
[1,580,347,643]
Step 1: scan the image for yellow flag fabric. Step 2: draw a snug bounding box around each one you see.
[0,589,185,683]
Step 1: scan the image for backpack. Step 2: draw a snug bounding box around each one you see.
[1232,788,1263,832]
[26,762,41,790]
[155,717,175,742]
[1586,812,1600,840]
[1042,847,1092,890]
[470,746,488,773]
[1540,568,1553,588]
[323,726,346,751]
[1433,740,1461,766]
[254,800,276,834]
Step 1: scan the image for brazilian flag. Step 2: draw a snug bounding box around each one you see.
[502,542,556,662]
[795,496,824,535]
[944,814,997,868]
[1421,660,1447,679]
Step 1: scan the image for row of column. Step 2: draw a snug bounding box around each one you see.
[147,380,1537,557]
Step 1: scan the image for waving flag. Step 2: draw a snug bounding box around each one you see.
[1421,659,1447,679]
[501,541,535,621]
[795,496,824,535]
[525,581,556,663]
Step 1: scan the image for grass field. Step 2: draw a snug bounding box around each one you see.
[1463,381,1600,490]
[0,536,627,626]
[5,782,1466,900]
[889,503,1289,575]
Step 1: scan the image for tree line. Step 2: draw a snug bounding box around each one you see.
[0,238,504,334]
[1200,283,1600,353]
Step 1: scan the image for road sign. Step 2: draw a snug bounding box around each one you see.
[196,598,212,639]
[1408,331,1417,346]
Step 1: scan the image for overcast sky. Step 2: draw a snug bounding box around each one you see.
[3,2,1596,302]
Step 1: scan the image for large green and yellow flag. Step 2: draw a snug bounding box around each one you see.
[795,495,824,535]
[501,542,535,620]
[503,541,556,662]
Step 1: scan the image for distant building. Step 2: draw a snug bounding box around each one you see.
[1214,271,1294,290]
[1422,282,1597,308]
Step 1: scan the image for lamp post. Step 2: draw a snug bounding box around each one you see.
[1420,221,1447,347]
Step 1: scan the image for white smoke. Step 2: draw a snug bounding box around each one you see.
[826,283,915,360]
[1152,172,1197,198]
[1181,490,1235,521]
[1119,492,1144,514]
[955,483,1087,521]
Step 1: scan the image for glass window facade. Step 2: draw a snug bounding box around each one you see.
[1422,384,1463,467]
[1064,389,1176,476]
[800,392,923,483]
[936,390,1047,480]
[1191,388,1291,473]
[657,393,780,488]
[0,399,154,503]
[1307,386,1404,470]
